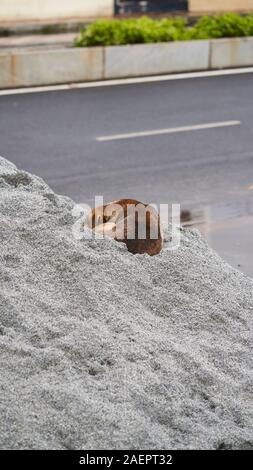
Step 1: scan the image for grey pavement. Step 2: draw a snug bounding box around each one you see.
[0,32,76,49]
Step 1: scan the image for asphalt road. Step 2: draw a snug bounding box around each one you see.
[0,72,253,276]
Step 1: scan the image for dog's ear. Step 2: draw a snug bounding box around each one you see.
[114,211,162,256]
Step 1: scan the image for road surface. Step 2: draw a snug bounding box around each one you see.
[0,72,253,276]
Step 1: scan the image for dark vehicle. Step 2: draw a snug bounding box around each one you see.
[115,0,188,15]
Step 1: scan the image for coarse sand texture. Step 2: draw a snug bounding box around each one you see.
[0,157,252,450]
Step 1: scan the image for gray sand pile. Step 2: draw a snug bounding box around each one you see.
[0,156,252,450]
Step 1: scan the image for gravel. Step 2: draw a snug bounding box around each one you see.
[0,156,252,450]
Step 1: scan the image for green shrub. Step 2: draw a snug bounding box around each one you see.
[74,17,186,47]
[74,14,253,47]
[184,13,253,40]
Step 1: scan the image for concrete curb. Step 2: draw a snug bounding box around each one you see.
[211,37,253,69]
[0,37,253,89]
[104,40,210,79]
[0,47,103,88]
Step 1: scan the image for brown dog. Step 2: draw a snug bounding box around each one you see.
[85,199,163,256]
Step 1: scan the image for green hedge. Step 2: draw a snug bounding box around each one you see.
[74,14,253,47]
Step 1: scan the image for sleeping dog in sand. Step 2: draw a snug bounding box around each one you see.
[85,199,163,256]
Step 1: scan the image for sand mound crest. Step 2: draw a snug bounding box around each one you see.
[0,157,252,450]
